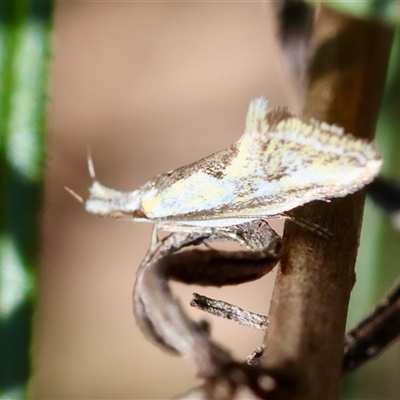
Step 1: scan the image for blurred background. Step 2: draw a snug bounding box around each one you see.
[31,2,297,398]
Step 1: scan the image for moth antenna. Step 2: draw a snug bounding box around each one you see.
[87,148,96,180]
[65,187,84,204]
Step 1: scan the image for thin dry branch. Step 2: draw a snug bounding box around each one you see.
[262,6,393,400]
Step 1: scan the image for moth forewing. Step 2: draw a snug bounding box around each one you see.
[83,96,382,229]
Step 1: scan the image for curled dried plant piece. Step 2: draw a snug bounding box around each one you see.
[191,293,269,331]
[133,220,282,353]
[247,344,266,367]
[133,220,283,396]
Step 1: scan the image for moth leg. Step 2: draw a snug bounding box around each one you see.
[282,211,332,238]
[150,224,159,247]
[202,241,213,250]
[140,225,208,269]
[213,219,283,251]
[140,226,162,267]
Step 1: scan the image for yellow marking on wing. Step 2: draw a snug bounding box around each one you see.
[141,172,231,217]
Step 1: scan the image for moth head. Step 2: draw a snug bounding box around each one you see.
[66,154,147,221]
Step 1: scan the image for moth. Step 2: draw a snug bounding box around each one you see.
[71,97,382,231]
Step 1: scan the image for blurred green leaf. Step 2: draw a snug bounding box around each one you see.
[0,1,53,398]
[308,0,400,25]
